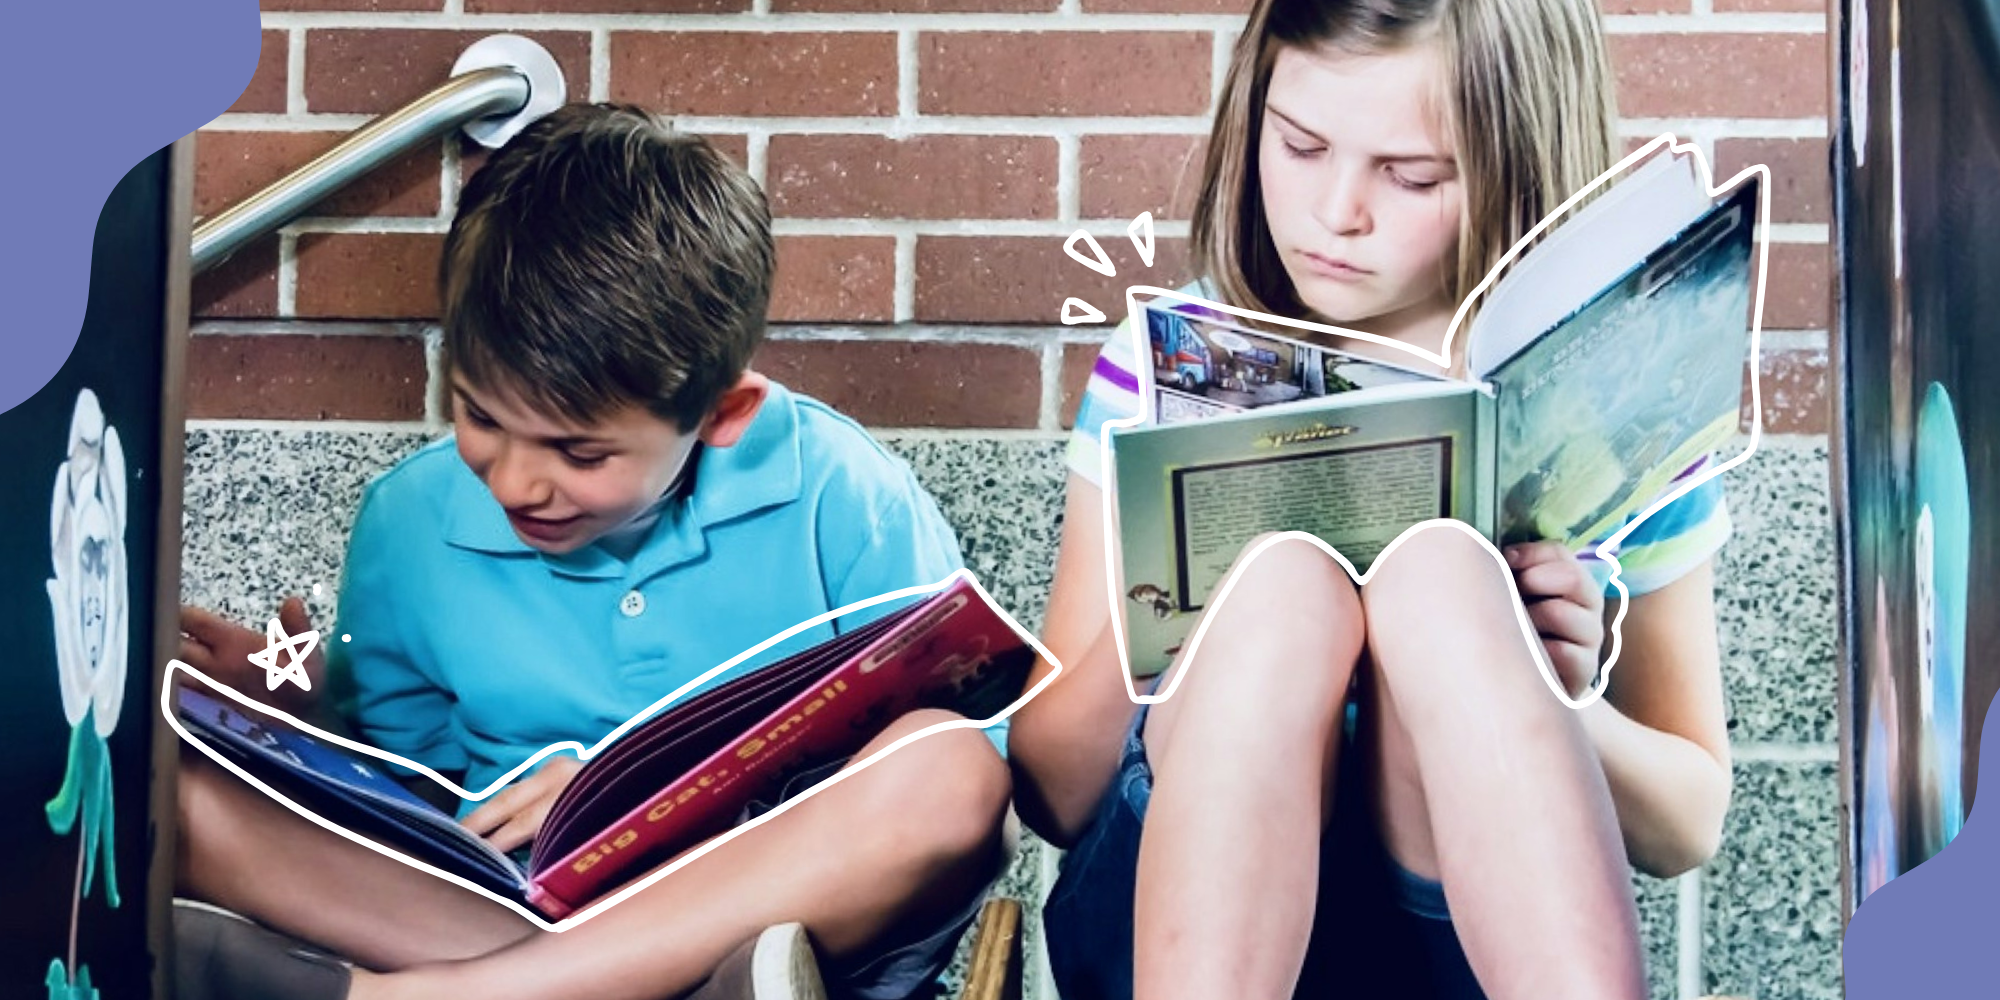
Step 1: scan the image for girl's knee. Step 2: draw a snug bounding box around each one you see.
[1198,533,1364,657]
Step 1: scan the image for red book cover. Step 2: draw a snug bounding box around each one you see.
[525,576,1026,918]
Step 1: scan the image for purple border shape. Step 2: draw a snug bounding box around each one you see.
[0,1,260,417]
[1844,687,2000,992]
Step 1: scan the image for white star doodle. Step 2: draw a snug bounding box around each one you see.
[246,616,320,692]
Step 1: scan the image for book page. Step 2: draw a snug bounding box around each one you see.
[1111,383,1481,676]
[1489,178,1758,549]
[1141,299,1438,425]
[1171,439,1452,610]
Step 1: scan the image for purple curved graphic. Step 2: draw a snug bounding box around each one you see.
[1844,686,2000,993]
[0,1,260,417]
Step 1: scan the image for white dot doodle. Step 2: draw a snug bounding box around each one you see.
[342,634,351,643]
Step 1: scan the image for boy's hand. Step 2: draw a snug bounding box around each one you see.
[463,755,585,853]
[179,597,325,716]
[1503,541,1605,699]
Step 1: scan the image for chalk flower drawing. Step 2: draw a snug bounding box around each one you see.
[44,387,127,998]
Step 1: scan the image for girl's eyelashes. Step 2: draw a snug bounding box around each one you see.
[1282,140,1325,160]
[560,450,610,469]
[1387,166,1451,192]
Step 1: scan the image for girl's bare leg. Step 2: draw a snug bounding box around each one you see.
[1134,535,1367,1000]
[179,708,1008,1000]
[1361,524,1643,1000]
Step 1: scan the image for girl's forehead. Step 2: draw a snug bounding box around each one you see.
[1266,42,1453,157]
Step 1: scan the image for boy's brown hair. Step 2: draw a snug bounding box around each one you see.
[440,103,774,432]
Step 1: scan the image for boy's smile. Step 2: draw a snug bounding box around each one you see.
[450,378,700,555]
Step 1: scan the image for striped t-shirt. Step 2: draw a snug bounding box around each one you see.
[1066,313,1734,597]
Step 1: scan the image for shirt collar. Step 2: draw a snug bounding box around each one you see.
[442,383,806,579]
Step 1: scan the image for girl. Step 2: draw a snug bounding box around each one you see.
[1007,1,1735,999]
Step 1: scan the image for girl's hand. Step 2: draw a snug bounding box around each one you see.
[179,596,325,717]
[463,755,585,853]
[1503,541,1605,698]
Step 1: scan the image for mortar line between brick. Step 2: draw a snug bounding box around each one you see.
[1039,341,1063,431]
[277,232,299,318]
[590,28,610,102]
[287,28,307,116]
[259,12,1262,31]
[440,138,461,220]
[1603,11,1824,32]
[1056,133,1080,221]
[770,218,1192,237]
[894,233,916,323]
[898,29,918,123]
[423,327,445,433]
[1210,28,1231,110]
[748,132,771,189]
[1620,117,1829,139]
[258,10,1825,31]
[207,113,1217,135]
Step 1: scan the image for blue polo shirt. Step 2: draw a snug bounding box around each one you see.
[325,382,973,802]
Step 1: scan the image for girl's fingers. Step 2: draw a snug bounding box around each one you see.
[1514,555,1600,607]
[1527,597,1602,649]
[1542,640,1599,697]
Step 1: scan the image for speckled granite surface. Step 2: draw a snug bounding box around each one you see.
[1702,760,1844,1000]
[1715,441,1839,746]
[179,428,1842,1000]
[1635,872,1681,1000]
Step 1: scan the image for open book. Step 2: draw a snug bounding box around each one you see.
[1110,150,1760,676]
[173,574,1032,919]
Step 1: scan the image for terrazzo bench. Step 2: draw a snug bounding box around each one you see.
[178,427,1840,1000]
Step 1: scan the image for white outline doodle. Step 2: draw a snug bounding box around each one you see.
[163,569,1063,932]
[158,134,1768,935]
[1094,135,1770,711]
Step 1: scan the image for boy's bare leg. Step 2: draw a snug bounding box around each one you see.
[351,707,1008,1000]
[1361,524,1644,1000]
[178,746,538,969]
[1133,535,1367,1000]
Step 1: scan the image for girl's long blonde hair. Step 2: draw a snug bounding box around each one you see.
[1191,0,1620,321]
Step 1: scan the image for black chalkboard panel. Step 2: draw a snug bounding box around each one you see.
[1839,0,2000,912]
[0,144,186,997]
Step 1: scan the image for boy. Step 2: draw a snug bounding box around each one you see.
[173,104,1010,1000]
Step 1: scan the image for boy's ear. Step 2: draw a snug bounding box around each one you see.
[697,370,770,448]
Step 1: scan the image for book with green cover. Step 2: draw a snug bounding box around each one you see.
[1110,150,1760,676]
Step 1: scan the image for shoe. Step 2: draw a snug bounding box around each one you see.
[172,898,352,1000]
[687,922,829,1000]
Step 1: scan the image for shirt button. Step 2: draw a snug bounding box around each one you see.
[620,590,646,618]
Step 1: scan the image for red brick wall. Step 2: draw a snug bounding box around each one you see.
[191,3,1834,433]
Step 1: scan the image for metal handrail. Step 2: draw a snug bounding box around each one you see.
[192,67,530,273]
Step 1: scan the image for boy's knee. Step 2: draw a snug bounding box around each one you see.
[859,712,1010,858]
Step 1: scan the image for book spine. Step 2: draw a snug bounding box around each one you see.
[526,884,574,920]
[530,579,1012,912]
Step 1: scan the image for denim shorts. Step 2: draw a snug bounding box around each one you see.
[1041,699,1487,1000]
[740,757,988,1000]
